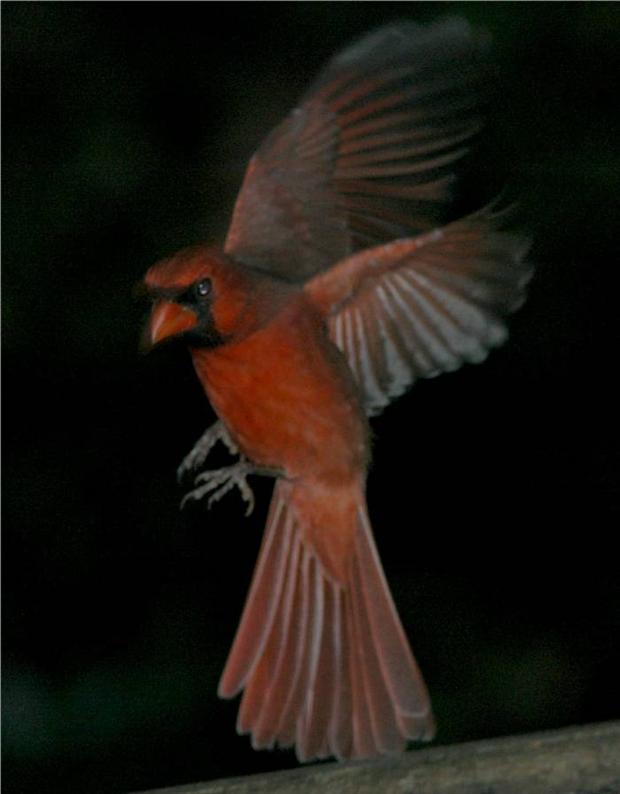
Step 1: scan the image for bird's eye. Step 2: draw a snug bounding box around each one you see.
[196,278,212,297]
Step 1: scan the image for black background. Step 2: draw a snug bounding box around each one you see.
[3,3,619,793]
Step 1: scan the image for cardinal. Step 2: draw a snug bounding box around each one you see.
[143,18,531,761]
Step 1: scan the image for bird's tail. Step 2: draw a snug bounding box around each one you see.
[218,480,434,761]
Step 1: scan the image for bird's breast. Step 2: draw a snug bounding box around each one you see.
[191,303,369,483]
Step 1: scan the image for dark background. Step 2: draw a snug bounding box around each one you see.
[3,3,619,793]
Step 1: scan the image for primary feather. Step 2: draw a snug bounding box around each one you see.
[225,18,491,281]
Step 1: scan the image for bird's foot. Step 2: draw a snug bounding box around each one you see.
[181,459,256,516]
[177,421,238,482]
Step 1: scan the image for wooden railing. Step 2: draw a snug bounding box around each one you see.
[135,720,620,794]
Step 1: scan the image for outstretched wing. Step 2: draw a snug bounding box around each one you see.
[305,204,532,416]
[225,18,490,282]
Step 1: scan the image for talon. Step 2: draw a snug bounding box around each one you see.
[177,421,238,482]
[181,460,256,515]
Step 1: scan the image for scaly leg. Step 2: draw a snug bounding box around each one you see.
[177,421,238,482]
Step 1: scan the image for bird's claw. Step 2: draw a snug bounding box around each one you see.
[181,460,256,516]
[177,422,238,482]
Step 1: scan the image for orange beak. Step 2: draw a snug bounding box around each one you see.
[145,300,198,348]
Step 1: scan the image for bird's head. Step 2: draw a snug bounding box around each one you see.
[142,245,253,350]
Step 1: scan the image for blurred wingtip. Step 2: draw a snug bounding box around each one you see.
[328,15,492,72]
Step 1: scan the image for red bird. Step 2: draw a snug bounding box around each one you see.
[144,19,531,761]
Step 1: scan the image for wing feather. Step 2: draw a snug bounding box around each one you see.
[306,204,532,415]
[225,18,490,281]
[353,305,385,409]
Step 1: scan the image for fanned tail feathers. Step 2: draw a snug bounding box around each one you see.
[218,481,433,760]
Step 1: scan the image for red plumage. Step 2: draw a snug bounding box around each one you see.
[143,18,531,762]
